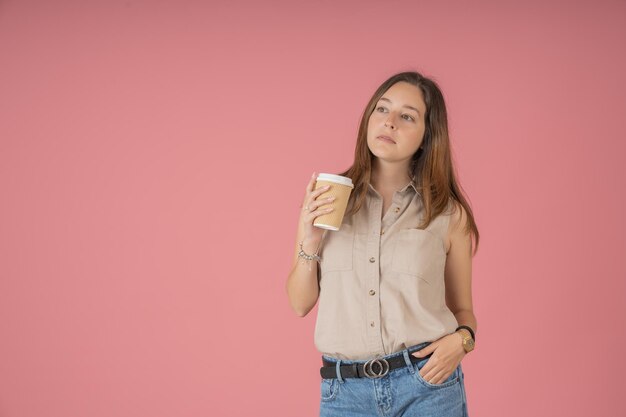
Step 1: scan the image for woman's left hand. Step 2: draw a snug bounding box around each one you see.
[411,333,466,385]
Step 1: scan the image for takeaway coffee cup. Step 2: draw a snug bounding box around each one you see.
[313,173,354,231]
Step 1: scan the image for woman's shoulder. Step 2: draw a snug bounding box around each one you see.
[445,197,470,235]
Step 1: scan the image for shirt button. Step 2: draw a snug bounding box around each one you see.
[394,207,400,213]
[381,229,385,235]
[369,257,376,263]
[370,321,375,327]
[369,289,376,295]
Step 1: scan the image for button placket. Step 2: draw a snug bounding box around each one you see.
[392,193,402,216]
[365,199,383,353]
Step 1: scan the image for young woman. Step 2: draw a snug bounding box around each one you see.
[286,71,479,417]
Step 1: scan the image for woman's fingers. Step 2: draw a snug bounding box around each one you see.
[430,369,449,385]
[304,206,334,223]
[309,195,336,211]
[304,173,324,202]
[419,358,436,379]
[304,197,335,220]
[302,172,334,225]
[306,172,316,193]
[302,173,317,210]
[420,364,453,385]
[303,180,331,210]
[421,367,439,383]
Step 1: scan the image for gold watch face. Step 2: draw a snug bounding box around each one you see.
[464,337,475,351]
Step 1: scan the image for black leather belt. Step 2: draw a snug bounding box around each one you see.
[320,352,432,379]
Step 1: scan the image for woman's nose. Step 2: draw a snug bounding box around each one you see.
[384,118,396,129]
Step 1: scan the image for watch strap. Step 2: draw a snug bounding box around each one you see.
[455,325,475,341]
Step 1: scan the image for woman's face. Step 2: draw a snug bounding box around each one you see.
[367,81,427,165]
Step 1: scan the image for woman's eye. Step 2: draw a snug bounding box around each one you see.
[375,106,414,122]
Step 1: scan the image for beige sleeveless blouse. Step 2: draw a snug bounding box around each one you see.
[314,179,459,360]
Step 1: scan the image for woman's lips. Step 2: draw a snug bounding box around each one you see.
[377,136,396,144]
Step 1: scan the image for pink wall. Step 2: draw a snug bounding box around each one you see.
[1,1,625,416]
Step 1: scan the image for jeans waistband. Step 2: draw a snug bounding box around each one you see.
[321,341,432,365]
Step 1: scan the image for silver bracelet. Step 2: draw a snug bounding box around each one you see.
[298,241,321,262]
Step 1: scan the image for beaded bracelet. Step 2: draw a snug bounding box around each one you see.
[298,230,327,271]
[298,241,321,262]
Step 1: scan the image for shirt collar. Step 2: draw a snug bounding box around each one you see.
[400,178,418,194]
[367,177,418,195]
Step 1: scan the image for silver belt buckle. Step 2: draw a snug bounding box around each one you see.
[363,357,389,379]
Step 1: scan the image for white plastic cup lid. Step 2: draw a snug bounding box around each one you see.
[316,173,354,188]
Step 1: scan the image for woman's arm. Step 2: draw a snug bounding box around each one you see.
[411,202,477,384]
[285,210,323,317]
[444,202,478,337]
[286,174,335,317]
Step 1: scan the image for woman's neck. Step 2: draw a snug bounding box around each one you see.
[370,161,412,192]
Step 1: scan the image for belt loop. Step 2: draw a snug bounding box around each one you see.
[336,359,344,383]
[402,349,415,374]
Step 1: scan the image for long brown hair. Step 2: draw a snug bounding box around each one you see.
[338,71,480,256]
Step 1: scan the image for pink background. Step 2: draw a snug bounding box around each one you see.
[1,1,625,416]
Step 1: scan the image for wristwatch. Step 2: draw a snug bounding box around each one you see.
[456,329,475,353]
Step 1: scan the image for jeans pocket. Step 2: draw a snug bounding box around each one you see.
[412,358,460,389]
[320,378,339,401]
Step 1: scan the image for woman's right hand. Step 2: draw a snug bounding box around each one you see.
[300,172,336,246]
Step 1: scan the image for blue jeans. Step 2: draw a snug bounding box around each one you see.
[319,342,469,417]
